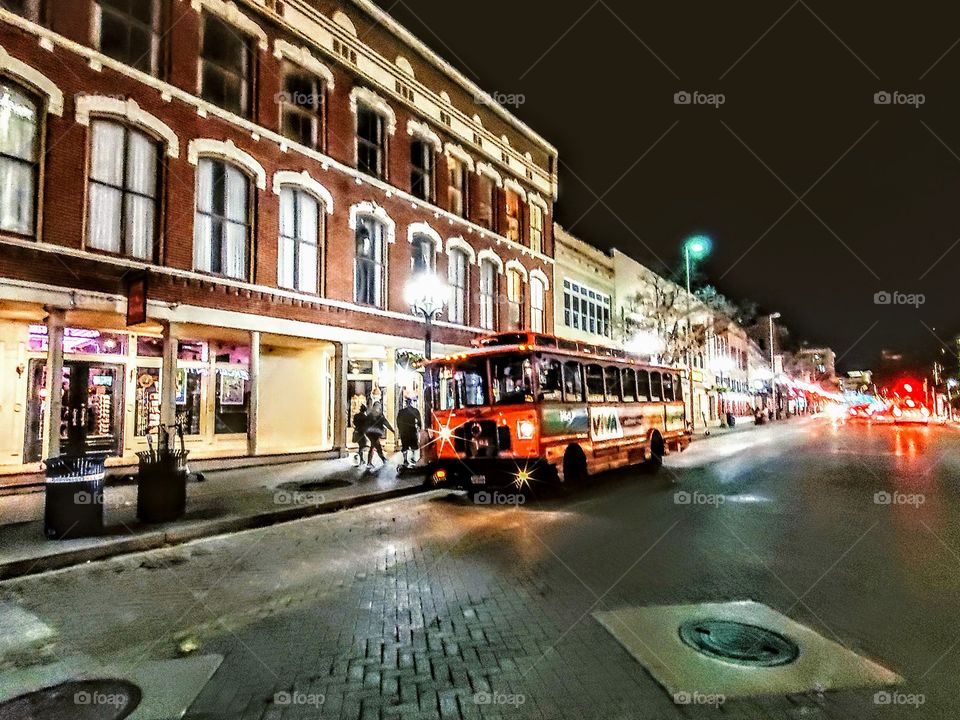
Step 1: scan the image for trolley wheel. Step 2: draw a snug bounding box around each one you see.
[560,445,588,490]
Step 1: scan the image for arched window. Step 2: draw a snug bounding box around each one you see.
[447,247,468,324]
[0,79,39,236]
[357,105,387,179]
[278,186,322,293]
[194,158,251,279]
[410,233,435,273]
[355,215,385,306]
[88,120,160,260]
[530,275,545,332]
[505,267,524,331]
[478,259,497,330]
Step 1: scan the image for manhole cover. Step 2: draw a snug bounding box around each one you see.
[0,679,141,719]
[679,619,799,667]
[276,479,351,492]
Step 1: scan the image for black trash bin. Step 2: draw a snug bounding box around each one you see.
[136,449,188,523]
[43,454,107,539]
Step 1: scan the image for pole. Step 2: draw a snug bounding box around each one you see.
[685,247,695,431]
[422,310,433,429]
[768,315,776,416]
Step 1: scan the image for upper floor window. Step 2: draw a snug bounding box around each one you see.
[357,105,386,179]
[530,276,545,333]
[447,156,467,217]
[410,233,434,274]
[479,259,497,330]
[194,158,250,280]
[410,139,434,202]
[475,173,494,229]
[278,186,322,293]
[2,0,45,23]
[200,11,251,117]
[504,189,521,242]
[280,61,325,150]
[505,268,524,331]
[562,279,611,337]
[0,81,39,236]
[94,0,160,75]
[529,202,544,254]
[355,215,385,306]
[448,248,468,325]
[87,120,160,260]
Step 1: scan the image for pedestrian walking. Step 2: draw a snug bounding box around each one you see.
[351,404,370,466]
[364,401,395,470]
[396,398,422,467]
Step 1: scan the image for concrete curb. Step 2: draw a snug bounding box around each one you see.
[0,483,427,581]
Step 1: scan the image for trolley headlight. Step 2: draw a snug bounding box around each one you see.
[516,420,536,440]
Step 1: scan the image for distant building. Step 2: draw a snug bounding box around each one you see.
[793,347,837,386]
[553,225,616,347]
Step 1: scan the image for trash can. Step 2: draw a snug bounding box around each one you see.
[43,454,107,539]
[136,449,188,523]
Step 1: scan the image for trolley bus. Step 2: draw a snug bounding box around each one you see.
[424,332,692,493]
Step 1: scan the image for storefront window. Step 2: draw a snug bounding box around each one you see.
[178,340,207,362]
[211,341,249,365]
[134,367,161,436]
[136,335,163,357]
[176,367,203,435]
[28,325,127,355]
[215,368,249,434]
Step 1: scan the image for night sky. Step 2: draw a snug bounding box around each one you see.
[374,0,960,371]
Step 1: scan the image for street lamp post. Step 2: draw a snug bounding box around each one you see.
[683,235,711,431]
[404,272,449,423]
[768,312,781,417]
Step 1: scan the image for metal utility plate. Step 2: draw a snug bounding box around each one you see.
[593,600,901,699]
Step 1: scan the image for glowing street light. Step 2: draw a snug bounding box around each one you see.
[404,271,448,361]
[683,234,712,430]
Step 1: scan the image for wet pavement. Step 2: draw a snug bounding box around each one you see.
[1,418,958,718]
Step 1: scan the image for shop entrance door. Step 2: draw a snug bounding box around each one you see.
[25,360,124,462]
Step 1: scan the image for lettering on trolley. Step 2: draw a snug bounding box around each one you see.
[590,407,624,441]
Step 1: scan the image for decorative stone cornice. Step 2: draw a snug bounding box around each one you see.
[530,267,550,290]
[475,162,503,187]
[407,119,442,152]
[272,170,334,214]
[445,236,476,264]
[349,201,396,243]
[188,138,267,189]
[505,259,528,281]
[75,95,180,157]
[273,39,334,89]
[0,45,63,115]
[349,86,396,135]
[187,0,268,50]
[477,248,503,273]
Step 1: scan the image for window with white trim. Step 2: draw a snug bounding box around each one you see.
[410,233,434,273]
[530,276,545,332]
[447,248,468,325]
[278,186,322,293]
[479,259,497,330]
[280,60,325,150]
[1,0,45,24]
[505,268,524,331]
[357,105,386,179]
[87,120,160,260]
[410,139,435,202]
[504,189,521,242]
[355,215,385,306]
[94,0,160,75]
[562,279,611,337]
[529,202,544,254]
[194,158,250,279]
[200,11,251,117]
[447,155,467,217]
[0,80,39,236]
[474,173,494,229]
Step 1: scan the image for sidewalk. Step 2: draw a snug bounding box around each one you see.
[690,414,815,443]
[0,455,426,581]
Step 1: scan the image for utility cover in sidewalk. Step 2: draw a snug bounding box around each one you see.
[0,679,141,719]
[593,600,901,699]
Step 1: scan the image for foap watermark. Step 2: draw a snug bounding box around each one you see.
[874,90,925,109]
[473,691,525,707]
[673,690,725,707]
[74,690,127,709]
[274,690,325,707]
[73,490,103,505]
[273,490,325,506]
[274,90,323,107]
[874,290,925,308]
[874,491,925,507]
[474,491,525,507]
[874,690,925,708]
[674,90,725,108]
[475,91,526,109]
[674,490,725,507]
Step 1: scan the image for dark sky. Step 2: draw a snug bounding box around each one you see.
[375,0,960,371]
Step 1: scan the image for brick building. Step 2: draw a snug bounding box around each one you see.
[0,0,558,481]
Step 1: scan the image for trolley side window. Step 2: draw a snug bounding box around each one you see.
[650,371,663,401]
[491,356,534,405]
[621,368,637,402]
[585,363,605,402]
[637,369,651,401]
[662,372,674,401]
[603,365,622,402]
[673,373,684,402]
[537,357,563,402]
[563,361,584,402]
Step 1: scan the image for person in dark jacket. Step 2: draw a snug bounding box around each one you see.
[351,404,369,466]
[396,398,422,466]
[364,401,394,470]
